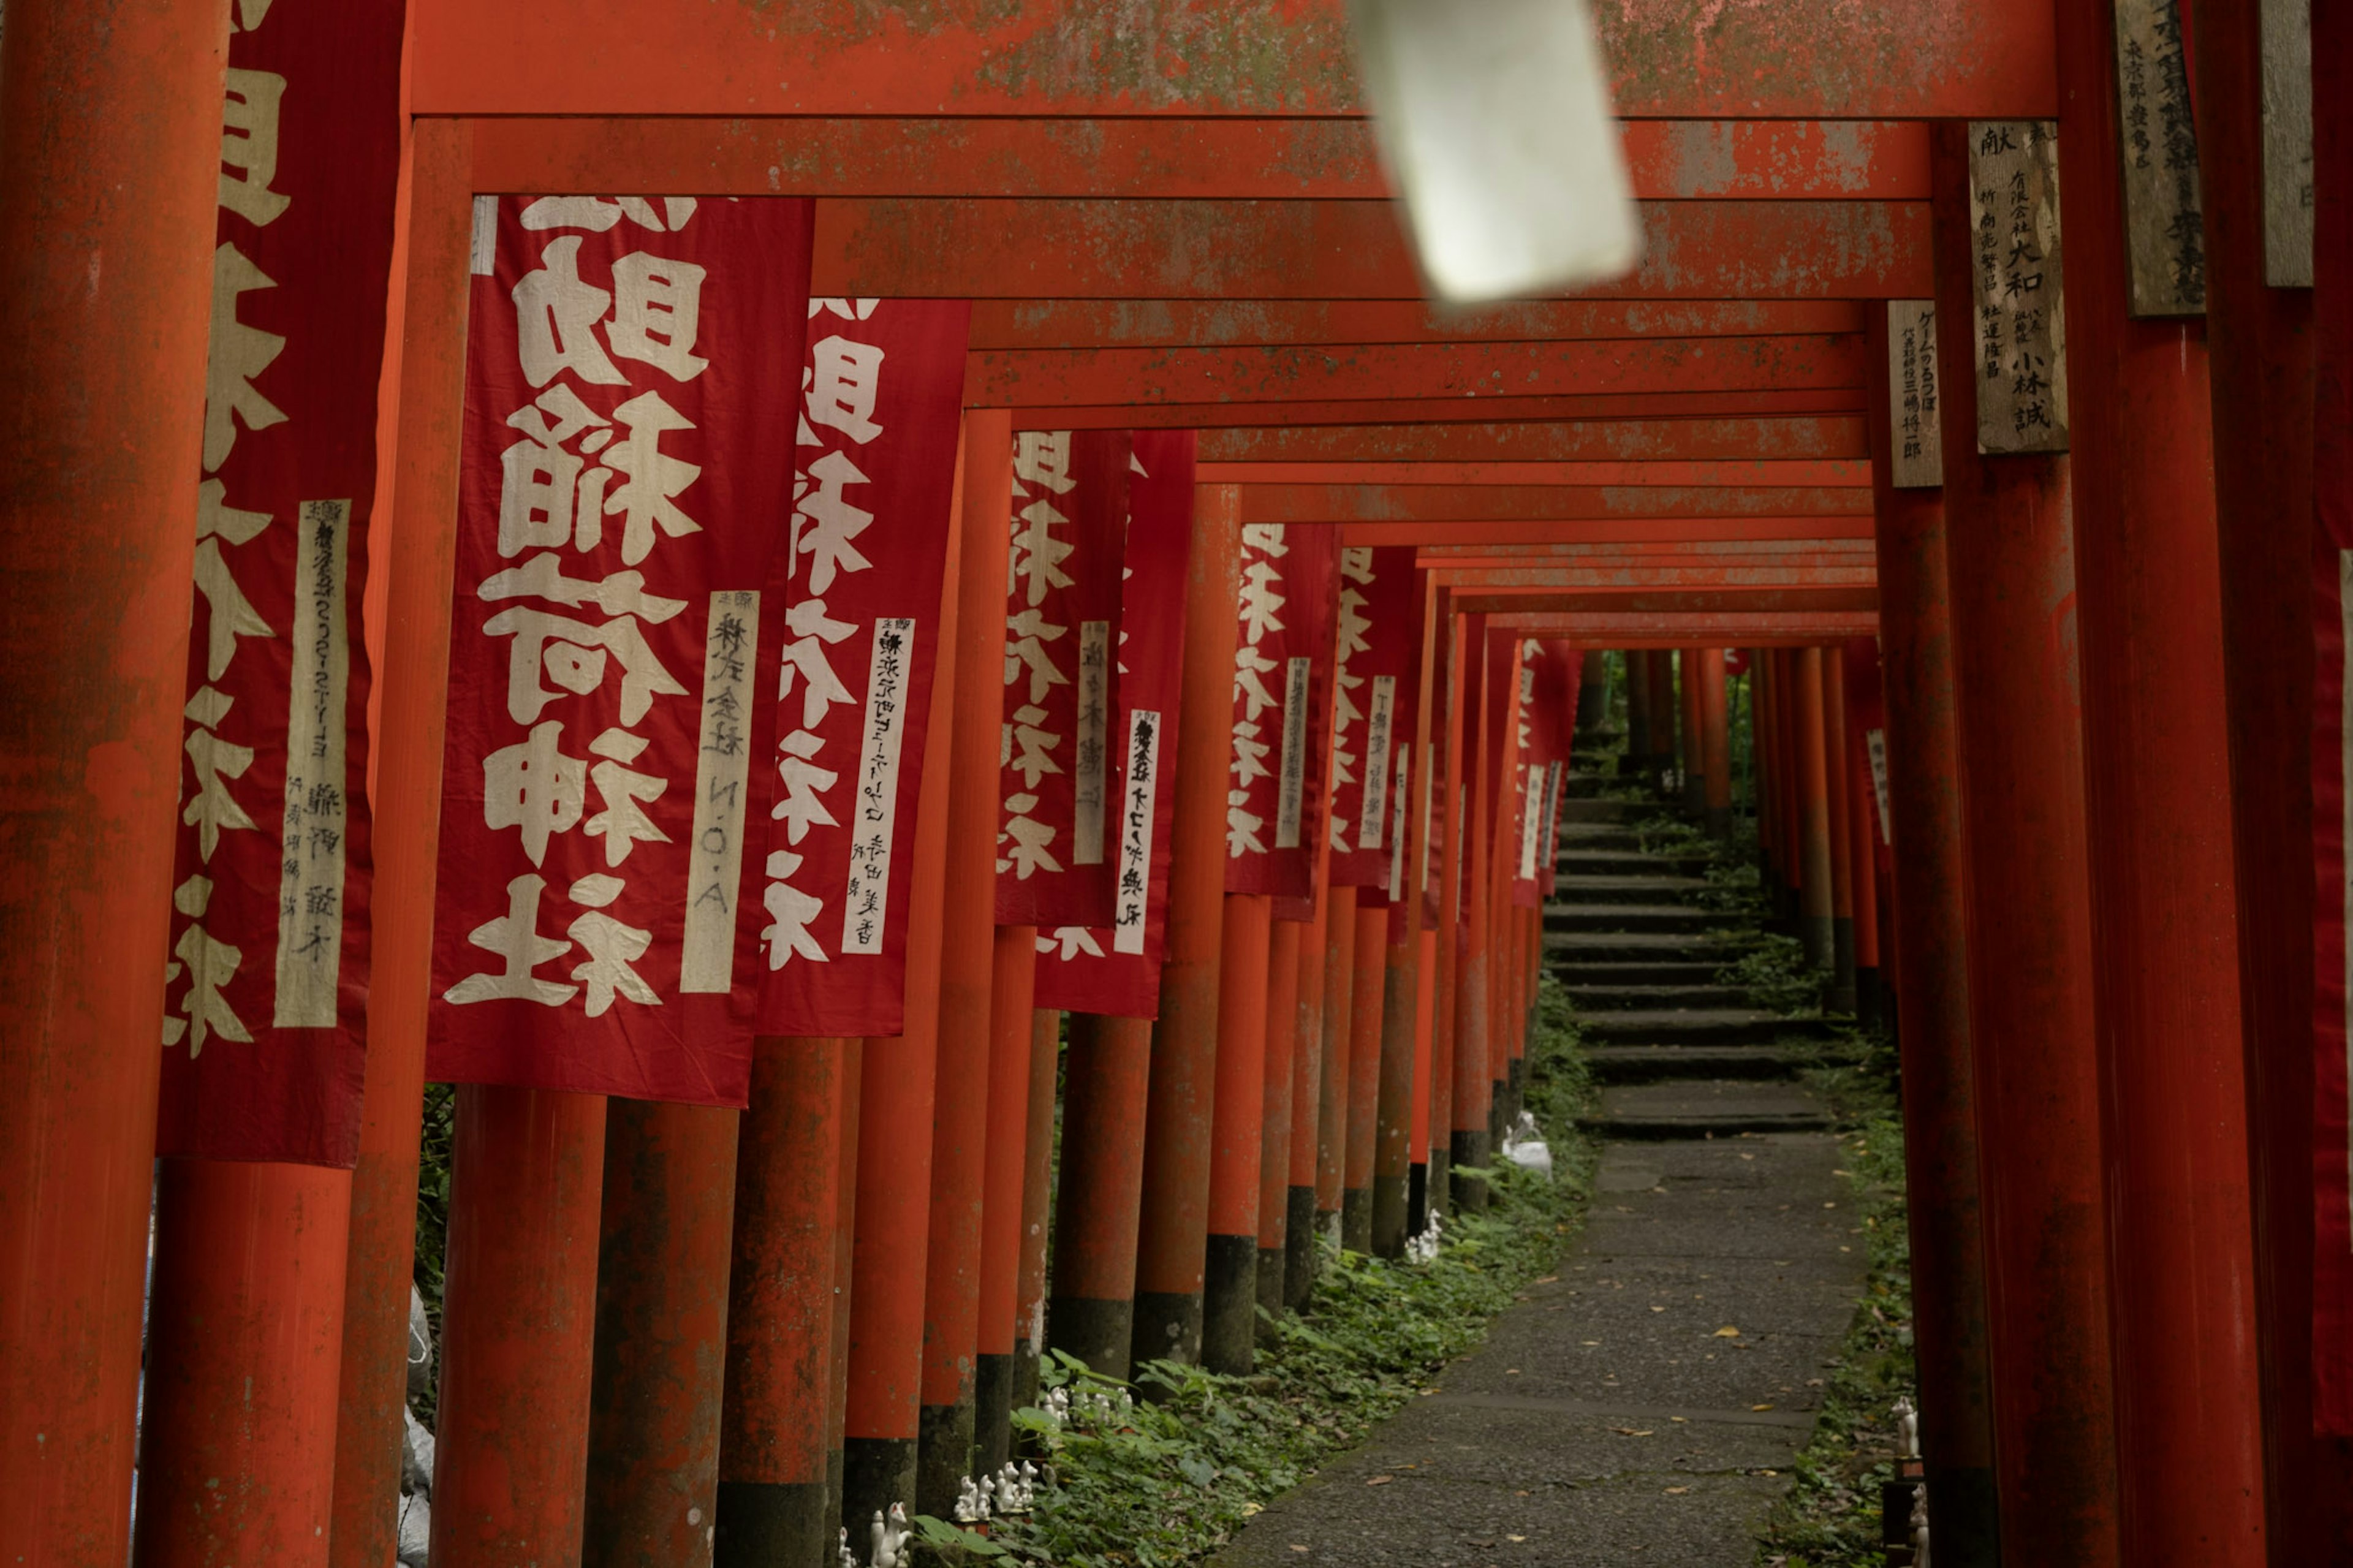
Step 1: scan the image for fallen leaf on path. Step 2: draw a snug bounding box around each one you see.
[1365,1475,1393,1487]
[1751,1403,1775,1412]
[1713,1327,1743,1338]
[1664,1485,1690,1495]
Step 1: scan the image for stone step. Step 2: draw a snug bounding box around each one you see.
[1551,874,1715,907]
[1552,825,1644,853]
[1556,797,1646,825]
[1553,849,1714,879]
[1583,1043,1805,1083]
[1547,959,1727,987]
[1580,1078,1835,1140]
[1566,983,1749,1010]
[1545,931,1757,963]
[1578,1008,1832,1048]
[1543,903,1743,936]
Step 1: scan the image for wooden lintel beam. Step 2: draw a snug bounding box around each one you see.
[1490,611,1880,641]
[1240,483,1873,525]
[967,300,1868,350]
[1194,417,1868,463]
[1014,391,1866,431]
[1429,565,1877,591]
[1198,460,1870,487]
[1340,517,1874,547]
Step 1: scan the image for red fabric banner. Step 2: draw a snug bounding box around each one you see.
[1226,525,1338,902]
[1528,641,1582,899]
[154,0,405,1167]
[428,196,814,1105]
[1034,431,1198,1017]
[1509,639,1549,911]
[1327,547,1424,910]
[998,431,1132,928]
[757,298,970,1037]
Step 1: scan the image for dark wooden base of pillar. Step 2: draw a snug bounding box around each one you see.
[1130,1289,1202,1375]
[915,1398,974,1520]
[1283,1186,1319,1309]
[715,1479,829,1568]
[973,1352,1014,1474]
[1200,1232,1258,1375]
[841,1435,915,1545]
[1045,1293,1133,1382]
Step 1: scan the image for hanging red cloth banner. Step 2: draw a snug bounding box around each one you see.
[998,430,1132,929]
[153,0,405,1167]
[1226,525,1339,903]
[1509,639,1552,911]
[1325,547,1425,913]
[757,298,971,1038]
[428,196,814,1106]
[1034,431,1197,1017]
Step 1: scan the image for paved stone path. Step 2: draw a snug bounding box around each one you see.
[1214,786,1865,1567]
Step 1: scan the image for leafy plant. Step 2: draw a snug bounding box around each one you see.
[1720,931,1826,1017]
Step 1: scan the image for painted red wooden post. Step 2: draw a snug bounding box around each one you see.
[139,1163,351,1567]
[1821,646,1858,1012]
[1341,902,1386,1251]
[2193,0,2353,1550]
[0,0,230,1552]
[1841,651,1885,1027]
[1131,482,1244,1369]
[1203,893,1273,1371]
[976,926,1042,1469]
[1284,885,1333,1307]
[1012,1009,1061,1411]
[917,412,1015,1515]
[1447,616,1489,1211]
[1928,120,2123,1568]
[841,419,968,1529]
[1047,1013,1155,1377]
[1752,651,1784,915]
[1258,917,1304,1322]
[718,1037,857,1565]
[1371,903,1419,1257]
[1865,303,2003,1566]
[828,1060,863,1532]
[1430,610,1466,1214]
[1700,649,1733,838]
[582,1100,740,1566]
[329,121,478,1568]
[1792,647,1835,971]
[2048,0,2269,1550]
[1315,885,1360,1240]
[431,1087,610,1567]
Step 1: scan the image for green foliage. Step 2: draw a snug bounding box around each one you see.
[411,1081,457,1427]
[1756,1107,1915,1568]
[961,999,1597,1568]
[1719,931,1826,1017]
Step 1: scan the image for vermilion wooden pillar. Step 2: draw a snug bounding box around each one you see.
[976,927,1041,1469]
[583,1102,740,1567]
[1792,647,1836,971]
[1700,648,1733,838]
[138,1164,351,1568]
[827,1064,862,1531]
[0,0,224,1553]
[1314,885,1360,1240]
[1371,901,1418,1256]
[330,121,476,1568]
[1842,645,1886,1027]
[1929,120,2123,1568]
[1258,917,1304,1324]
[1284,887,1333,1307]
[1427,610,1464,1213]
[1131,482,1243,1370]
[1012,1010,1060,1413]
[916,412,1014,1515]
[431,1088,608,1568]
[2192,0,2353,1553]
[1410,925,1438,1232]
[1046,1013,1154,1378]
[1341,903,1386,1252]
[718,1038,858,1566]
[2049,0,2268,1552]
[841,423,968,1528]
[1203,893,1273,1371]
[1680,646,1708,816]
[1822,648,1859,1012]
[1450,618,1495,1211]
[1754,651,1783,911]
[1865,306,2003,1565]
[1776,649,1806,933]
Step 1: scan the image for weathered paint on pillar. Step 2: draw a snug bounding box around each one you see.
[1315,884,1360,1241]
[1012,1010,1061,1414]
[1843,645,1886,1027]
[916,412,1015,1517]
[2195,0,2353,1550]
[1132,482,1244,1369]
[1794,647,1834,966]
[1259,916,1304,1326]
[827,1055,862,1534]
[842,425,965,1527]
[1930,119,2123,1568]
[718,1037,857,1566]
[1203,893,1273,1373]
[1865,303,2003,1566]
[1341,903,1385,1252]
[1409,925,1439,1233]
[1822,646,1859,1013]
[0,0,230,1550]
[1284,885,1332,1308]
[1701,648,1733,838]
[137,1164,350,1568]
[583,1101,740,1568]
[1429,609,1466,1214]
[1453,620,1496,1211]
[330,121,479,1568]
[1047,1013,1154,1379]
[430,1088,609,1568]
[1371,907,1419,1257]
[976,926,1041,1471]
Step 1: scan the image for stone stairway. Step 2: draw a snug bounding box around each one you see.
[1546,780,1836,1137]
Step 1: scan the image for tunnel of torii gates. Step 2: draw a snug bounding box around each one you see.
[4,0,2353,1566]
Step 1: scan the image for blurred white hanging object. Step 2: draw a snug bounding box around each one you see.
[1346,0,1640,304]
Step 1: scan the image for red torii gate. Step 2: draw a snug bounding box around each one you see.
[1,0,2333,1564]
